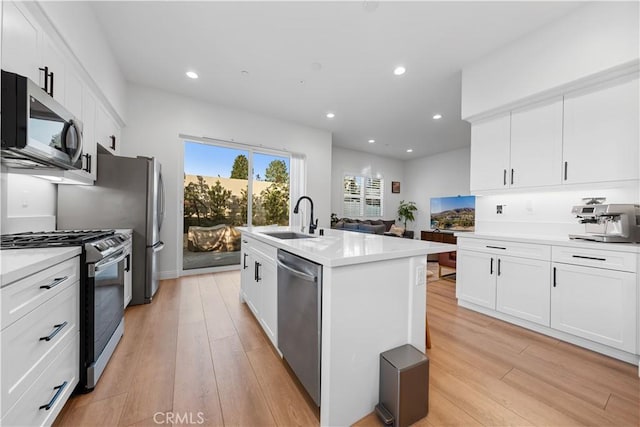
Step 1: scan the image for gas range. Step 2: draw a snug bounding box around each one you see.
[1,229,116,248]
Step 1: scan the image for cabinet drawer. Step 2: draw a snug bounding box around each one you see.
[458,238,550,261]
[242,235,277,261]
[552,246,637,272]
[1,284,79,415]
[1,334,79,426]
[2,257,79,328]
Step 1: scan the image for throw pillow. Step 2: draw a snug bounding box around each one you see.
[382,220,395,232]
[389,224,405,237]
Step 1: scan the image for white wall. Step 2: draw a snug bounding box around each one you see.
[331,147,404,221]
[462,2,640,120]
[122,84,332,278]
[404,148,471,234]
[475,185,640,237]
[0,173,57,233]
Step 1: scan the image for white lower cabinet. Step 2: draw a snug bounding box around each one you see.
[458,237,640,362]
[457,250,497,309]
[457,249,551,326]
[240,235,278,348]
[551,262,637,353]
[496,256,551,326]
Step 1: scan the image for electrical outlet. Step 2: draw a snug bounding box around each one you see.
[416,265,426,286]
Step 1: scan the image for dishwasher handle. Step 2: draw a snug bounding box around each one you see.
[277,259,317,282]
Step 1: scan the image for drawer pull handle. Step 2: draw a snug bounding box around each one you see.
[40,276,68,290]
[40,321,68,342]
[572,255,606,262]
[39,381,68,411]
[486,245,506,250]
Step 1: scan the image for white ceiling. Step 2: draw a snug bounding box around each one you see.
[91,1,583,160]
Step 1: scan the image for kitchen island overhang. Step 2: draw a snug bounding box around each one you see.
[238,226,456,426]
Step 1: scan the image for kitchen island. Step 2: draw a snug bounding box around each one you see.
[238,226,455,426]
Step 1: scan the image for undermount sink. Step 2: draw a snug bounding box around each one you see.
[263,231,317,240]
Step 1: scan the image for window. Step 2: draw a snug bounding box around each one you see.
[343,174,383,217]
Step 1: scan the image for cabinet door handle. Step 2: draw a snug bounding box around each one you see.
[497,259,501,276]
[256,262,262,282]
[40,276,68,290]
[49,71,54,97]
[110,135,116,150]
[82,153,92,173]
[553,267,557,287]
[564,161,568,181]
[39,381,68,411]
[490,258,494,275]
[39,321,68,342]
[511,168,514,185]
[243,253,248,269]
[39,66,49,94]
[125,254,131,272]
[571,255,606,262]
[503,169,507,186]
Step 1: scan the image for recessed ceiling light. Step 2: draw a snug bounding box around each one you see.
[241,70,249,75]
[186,71,198,79]
[393,66,406,76]
[433,114,442,120]
[368,139,375,143]
[326,112,335,119]
[406,149,413,153]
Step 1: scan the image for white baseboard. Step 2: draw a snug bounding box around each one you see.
[159,270,179,280]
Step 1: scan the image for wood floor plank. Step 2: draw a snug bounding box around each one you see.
[173,277,224,427]
[605,393,640,426]
[57,392,127,426]
[209,334,277,426]
[502,368,631,426]
[215,273,268,352]
[246,346,319,426]
[523,343,640,403]
[118,280,181,426]
[555,340,639,377]
[429,345,583,426]
[430,363,534,426]
[198,275,237,341]
[416,388,483,427]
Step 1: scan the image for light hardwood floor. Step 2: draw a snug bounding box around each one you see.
[55,267,639,426]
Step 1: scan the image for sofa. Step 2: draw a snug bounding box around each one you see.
[332,218,414,239]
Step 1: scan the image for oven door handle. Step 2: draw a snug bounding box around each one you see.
[94,249,127,272]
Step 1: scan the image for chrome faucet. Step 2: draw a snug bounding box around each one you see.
[293,196,318,234]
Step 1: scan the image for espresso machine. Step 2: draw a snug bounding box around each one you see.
[569,203,640,243]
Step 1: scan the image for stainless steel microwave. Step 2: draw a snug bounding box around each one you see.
[1,70,83,170]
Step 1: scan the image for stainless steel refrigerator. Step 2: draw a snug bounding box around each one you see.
[57,153,165,304]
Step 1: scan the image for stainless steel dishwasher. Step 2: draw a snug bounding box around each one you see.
[277,249,323,406]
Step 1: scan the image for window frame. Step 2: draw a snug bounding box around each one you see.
[342,173,384,218]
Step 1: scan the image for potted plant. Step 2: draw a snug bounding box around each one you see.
[397,200,418,229]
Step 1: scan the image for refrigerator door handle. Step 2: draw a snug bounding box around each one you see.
[158,172,165,231]
[152,241,165,252]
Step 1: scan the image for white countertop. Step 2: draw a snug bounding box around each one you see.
[239,226,456,267]
[456,232,640,253]
[0,247,81,287]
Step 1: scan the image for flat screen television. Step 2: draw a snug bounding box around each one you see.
[430,195,476,231]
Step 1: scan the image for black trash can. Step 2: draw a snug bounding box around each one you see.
[375,344,429,427]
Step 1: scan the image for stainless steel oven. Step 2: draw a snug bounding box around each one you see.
[86,247,126,388]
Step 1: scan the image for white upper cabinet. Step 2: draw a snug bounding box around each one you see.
[510,99,563,188]
[470,115,511,192]
[2,2,40,83]
[80,88,98,181]
[96,104,121,155]
[563,78,639,184]
[40,33,66,105]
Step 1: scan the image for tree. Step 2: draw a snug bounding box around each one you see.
[230,155,249,179]
[265,160,289,183]
[184,176,211,224]
[209,180,232,222]
[261,182,289,225]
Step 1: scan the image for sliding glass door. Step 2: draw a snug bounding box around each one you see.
[183,140,290,271]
